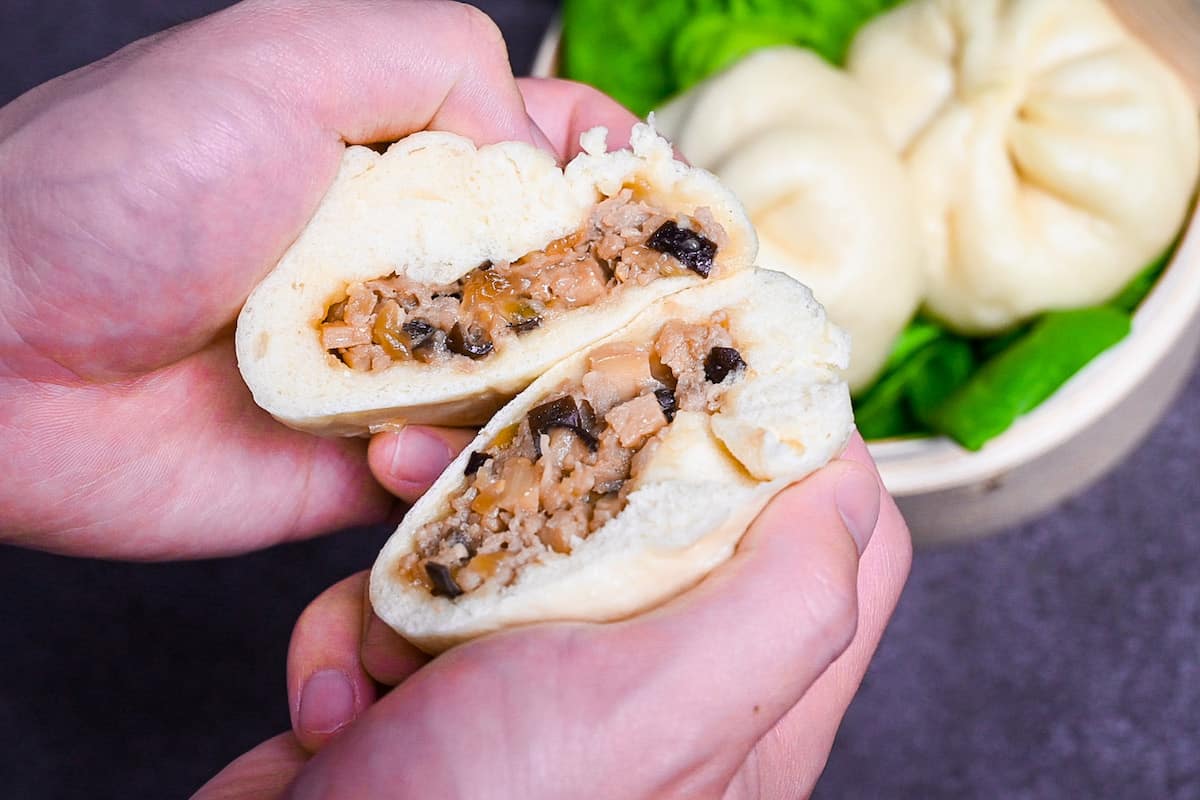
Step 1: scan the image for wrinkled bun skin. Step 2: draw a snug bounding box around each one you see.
[370,268,853,654]
[848,0,1200,335]
[235,124,757,435]
[654,47,925,392]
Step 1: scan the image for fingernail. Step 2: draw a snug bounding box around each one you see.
[391,427,453,487]
[298,670,356,736]
[835,467,881,555]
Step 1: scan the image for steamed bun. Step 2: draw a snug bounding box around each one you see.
[654,47,925,391]
[848,0,1200,334]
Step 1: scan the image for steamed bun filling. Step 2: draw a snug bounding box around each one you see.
[319,191,726,371]
[398,313,747,598]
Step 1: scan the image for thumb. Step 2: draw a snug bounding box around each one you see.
[274,458,881,800]
[596,459,880,779]
[190,733,309,800]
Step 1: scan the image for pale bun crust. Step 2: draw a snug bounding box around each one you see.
[370,268,852,653]
[235,124,757,435]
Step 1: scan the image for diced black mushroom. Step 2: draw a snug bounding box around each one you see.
[506,302,543,333]
[704,346,747,384]
[579,399,598,439]
[527,396,599,457]
[646,220,717,277]
[425,562,463,598]
[654,387,677,422]
[464,450,491,476]
[447,323,494,359]
[402,318,436,349]
[508,317,542,333]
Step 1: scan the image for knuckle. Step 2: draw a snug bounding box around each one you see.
[454,2,504,44]
[449,2,510,67]
[293,573,361,637]
[292,592,326,634]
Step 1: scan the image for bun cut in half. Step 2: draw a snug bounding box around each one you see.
[235,124,756,436]
[370,268,852,654]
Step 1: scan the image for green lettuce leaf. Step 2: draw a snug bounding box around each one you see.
[562,0,721,117]
[926,307,1132,451]
[561,0,904,115]
[669,13,813,90]
[852,328,974,441]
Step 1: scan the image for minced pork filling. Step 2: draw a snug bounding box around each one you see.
[399,313,749,599]
[320,190,727,371]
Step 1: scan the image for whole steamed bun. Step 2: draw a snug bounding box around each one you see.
[848,0,1200,334]
[654,47,925,392]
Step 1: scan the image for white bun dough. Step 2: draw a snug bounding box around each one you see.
[848,0,1200,334]
[236,124,757,435]
[370,268,852,654]
[655,47,924,391]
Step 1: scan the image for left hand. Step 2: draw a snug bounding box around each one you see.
[0,0,628,560]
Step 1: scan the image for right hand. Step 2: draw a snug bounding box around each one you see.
[198,435,910,799]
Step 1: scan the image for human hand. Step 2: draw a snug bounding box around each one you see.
[0,0,628,560]
[193,434,911,799]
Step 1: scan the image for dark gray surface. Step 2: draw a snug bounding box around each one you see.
[820,368,1200,799]
[1,1,1197,798]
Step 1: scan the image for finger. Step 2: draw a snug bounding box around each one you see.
[360,607,431,687]
[367,425,477,505]
[588,456,882,785]
[190,732,308,800]
[2,0,548,380]
[287,574,379,752]
[1,341,396,560]
[741,435,912,799]
[356,565,431,687]
[279,451,881,800]
[286,572,428,753]
[1,1,547,557]
[518,77,641,161]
